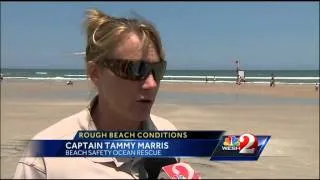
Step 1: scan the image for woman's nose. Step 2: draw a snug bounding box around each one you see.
[142,74,158,90]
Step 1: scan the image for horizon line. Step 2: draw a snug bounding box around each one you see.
[1,67,319,71]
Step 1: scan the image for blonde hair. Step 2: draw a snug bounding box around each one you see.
[84,9,165,65]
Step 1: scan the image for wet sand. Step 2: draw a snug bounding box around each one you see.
[1,79,319,179]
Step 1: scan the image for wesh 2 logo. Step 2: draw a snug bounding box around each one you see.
[210,133,270,161]
[222,134,258,154]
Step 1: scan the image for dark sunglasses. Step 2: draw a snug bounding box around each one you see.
[98,59,167,81]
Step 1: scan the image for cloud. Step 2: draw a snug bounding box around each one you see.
[72,51,85,55]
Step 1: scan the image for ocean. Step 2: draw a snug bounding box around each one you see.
[1,68,319,85]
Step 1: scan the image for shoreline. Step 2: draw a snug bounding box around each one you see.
[2,79,318,99]
[2,77,319,84]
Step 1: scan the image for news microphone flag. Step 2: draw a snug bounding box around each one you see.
[158,162,201,179]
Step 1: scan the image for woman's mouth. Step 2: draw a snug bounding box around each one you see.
[137,99,152,103]
[136,95,153,104]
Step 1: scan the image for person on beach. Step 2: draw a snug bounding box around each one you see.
[236,74,241,85]
[14,9,177,179]
[242,75,246,84]
[66,80,74,86]
[315,83,319,91]
[270,73,275,87]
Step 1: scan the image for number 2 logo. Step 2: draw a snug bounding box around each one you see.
[239,134,258,154]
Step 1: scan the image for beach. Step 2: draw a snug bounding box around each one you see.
[1,79,319,179]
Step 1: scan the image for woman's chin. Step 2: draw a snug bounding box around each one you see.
[129,111,151,123]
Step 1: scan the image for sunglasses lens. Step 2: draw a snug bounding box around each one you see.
[152,61,166,81]
[127,61,150,80]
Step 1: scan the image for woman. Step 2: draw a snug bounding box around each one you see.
[14,9,177,179]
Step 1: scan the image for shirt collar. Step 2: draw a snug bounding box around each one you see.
[79,95,157,167]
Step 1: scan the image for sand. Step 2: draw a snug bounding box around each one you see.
[1,79,319,179]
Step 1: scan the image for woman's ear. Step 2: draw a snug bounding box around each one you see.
[87,61,101,86]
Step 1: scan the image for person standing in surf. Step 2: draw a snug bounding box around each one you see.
[270,73,275,87]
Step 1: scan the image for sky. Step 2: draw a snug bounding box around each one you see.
[1,2,319,70]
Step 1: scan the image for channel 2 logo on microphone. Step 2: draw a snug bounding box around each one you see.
[210,133,271,161]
